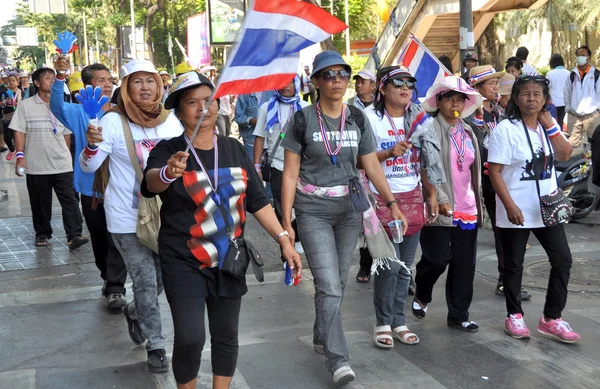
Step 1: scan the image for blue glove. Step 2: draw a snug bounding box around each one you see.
[75,85,110,120]
[53,31,78,55]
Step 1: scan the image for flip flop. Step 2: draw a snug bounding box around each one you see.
[35,236,48,247]
[374,325,394,349]
[392,326,420,345]
[356,268,371,283]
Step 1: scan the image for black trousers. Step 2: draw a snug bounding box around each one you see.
[359,247,373,272]
[26,172,83,241]
[3,123,14,152]
[415,226,478,323]
[168,295,242,384]
[269,168,299,260]
[556,106,566,130]
[483,191,506,279]
[499,225,572,319]
[80,195,127,295]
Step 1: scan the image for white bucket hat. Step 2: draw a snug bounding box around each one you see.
[120,59,158,79]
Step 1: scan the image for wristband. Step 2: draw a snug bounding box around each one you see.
[159,166,177,184]
[254,163,262,173]
[16,151,24,160]
[386,199,398,208]
[84,144,98,158]
[473,116,484,127]
[545,123,561,139]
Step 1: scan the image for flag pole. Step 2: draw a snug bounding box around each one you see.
[183,0,255,154]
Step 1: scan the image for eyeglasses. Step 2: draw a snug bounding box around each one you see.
[388,79,415,89]
[320,70,351,82]
[518,74,549,85]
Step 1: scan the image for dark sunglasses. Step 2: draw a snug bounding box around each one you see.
[320,70,351,82]
[518,74,549,85]
[388,79,416,89]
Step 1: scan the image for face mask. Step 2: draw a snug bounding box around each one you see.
[576,56,588,66]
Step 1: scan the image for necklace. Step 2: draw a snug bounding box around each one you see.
[315,103,346,165]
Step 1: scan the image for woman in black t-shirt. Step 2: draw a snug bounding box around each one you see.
[142,71,302,389]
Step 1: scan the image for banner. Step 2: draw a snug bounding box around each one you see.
[207,0,246,45]
[187,12,212,68]
[120,26,148,60]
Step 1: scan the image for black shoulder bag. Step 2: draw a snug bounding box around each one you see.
[522,120,573,226]
[218,202,265,282]
[259,133,284,183]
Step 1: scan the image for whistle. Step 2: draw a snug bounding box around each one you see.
[453,111,459,118]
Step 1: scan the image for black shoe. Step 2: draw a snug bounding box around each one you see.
[495,282,505,296]
[123,303,146,345]
[411,299,427,319]
[147,349,169,373]
[68,235,89,250]
[107,292,127,309]
[496,282,532,301]
[0,146,7,153]
[447,320,479,333]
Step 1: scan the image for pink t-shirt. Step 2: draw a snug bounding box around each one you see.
[449,126,478,215]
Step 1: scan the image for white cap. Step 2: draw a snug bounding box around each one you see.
[120,59,158,79]
[19,71,29,78]
[159,70,169,76]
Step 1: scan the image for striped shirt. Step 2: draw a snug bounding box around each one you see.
[10,94,73,175]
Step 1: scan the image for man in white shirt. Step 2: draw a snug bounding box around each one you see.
[299,65,315,103]
[516,47,538,75]
[216,94,234,137]
[563,45,600,148]
[545,54,571,129]
[346,70,376,110]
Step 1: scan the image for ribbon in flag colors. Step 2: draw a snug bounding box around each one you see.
[213,0,348,99]
[397,35,452,99]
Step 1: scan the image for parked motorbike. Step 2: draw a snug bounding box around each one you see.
[556,145,599,219]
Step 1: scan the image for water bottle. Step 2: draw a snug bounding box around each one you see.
[17,166,26,177]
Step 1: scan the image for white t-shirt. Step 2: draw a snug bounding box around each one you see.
[522,62,538,75]
[253,99,309,172]
[365,109,420,194]
[546,67,571,107]
[98,112,183,233]
[487,119,563,229]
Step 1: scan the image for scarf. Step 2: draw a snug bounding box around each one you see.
[264,75,302,133]
[109,73,170,128]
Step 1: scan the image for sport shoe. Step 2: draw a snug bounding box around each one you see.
[495,282,532,301]
[5,151,15,161]
[107,292,127,309]
[537,316,581,344]
[123,303,146,345]
[332,366,355,386]
[505,313,530,339]
[147,349,169,373]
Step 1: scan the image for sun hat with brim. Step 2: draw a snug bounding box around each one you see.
[164,71,215,110]
[498,73,516,96]
[120,59,158,79]
[310,50,351,78]
[422,76,483,118]
[468,65,504,86]
[159,70,169,76]
[353,69,376,82]
[462,52,479,66]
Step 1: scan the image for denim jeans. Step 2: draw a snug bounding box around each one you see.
[373,232,421,327]
[296,210,362,373]
[111,233,165,351]
[238,127,255,162]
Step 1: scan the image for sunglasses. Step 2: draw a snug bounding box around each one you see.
[388,79,416,89]
[320,70,351,82]
[518,74,549,85]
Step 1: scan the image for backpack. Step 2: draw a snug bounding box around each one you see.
[570,68,600,92]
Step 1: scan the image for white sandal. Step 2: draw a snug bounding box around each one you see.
[392,325,420,345]
[373,325,394,349]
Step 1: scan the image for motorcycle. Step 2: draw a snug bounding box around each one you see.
[556,148,600,219]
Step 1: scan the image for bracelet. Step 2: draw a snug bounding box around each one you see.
[159,166,177,184]
[386,199,398,208]
[84,144,98,158]
[254,163,262,173]
[545,123,561,139]
[274,230,289,242]
[16,151,24,160]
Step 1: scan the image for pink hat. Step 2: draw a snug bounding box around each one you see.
[422,76,483,118]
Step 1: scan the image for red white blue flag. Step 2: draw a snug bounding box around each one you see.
[397,35,452,99]
[214,0,347,99]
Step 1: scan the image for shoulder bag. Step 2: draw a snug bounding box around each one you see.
[522,120,573,226]
[259,133,284,183]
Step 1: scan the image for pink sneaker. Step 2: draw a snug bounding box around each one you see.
[537,316,581,344]
[505,313,530,339]
[5,151,15,161]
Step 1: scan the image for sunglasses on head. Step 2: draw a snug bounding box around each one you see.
[388,78,416,89]
[320,69,351,82]
[518,74,549,85]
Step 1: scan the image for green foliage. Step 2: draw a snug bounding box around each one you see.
[343,54,368,75]
[537,66,550,77]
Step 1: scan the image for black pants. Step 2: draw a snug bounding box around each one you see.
[359,247,372,273]
[415,226,478,323]
[556,106,566,130]
[3,123,14,152]
[483,191,506,279]
[80,195,127,295]
[168,295,242,384]
[499,225,572,319]
[26,172,83,241]
[270,168,299,260]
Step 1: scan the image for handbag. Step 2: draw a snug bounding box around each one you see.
[121,115,162,253]
[374,186,426,237]
[218,203,265,282]
[522,120,573,227]
[259,132,284,183]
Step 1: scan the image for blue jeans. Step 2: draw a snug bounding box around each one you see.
[373,232,421,327]
[239,127,254,162]
[296,211,362,373]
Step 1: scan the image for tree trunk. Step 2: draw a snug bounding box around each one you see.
[143,0,164,63]
[477,18,502,70]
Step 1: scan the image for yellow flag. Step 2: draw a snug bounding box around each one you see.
[377,0,390,23]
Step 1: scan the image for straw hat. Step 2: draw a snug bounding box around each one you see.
[468,65,504,86]
[498,73,516,96]
[422,76,483,118]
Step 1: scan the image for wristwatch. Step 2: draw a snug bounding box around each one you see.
[386,200,398,208]
[274,230,289,242]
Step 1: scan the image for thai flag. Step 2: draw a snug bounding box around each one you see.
[397,35,452,99]
[214,0,347,99]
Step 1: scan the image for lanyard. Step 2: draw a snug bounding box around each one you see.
[278,104,295,140]
[527,124,549,179]
[315,103,346,165]
[450,121,467,171]
[383,109,410,165]
[184,135,221,206]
